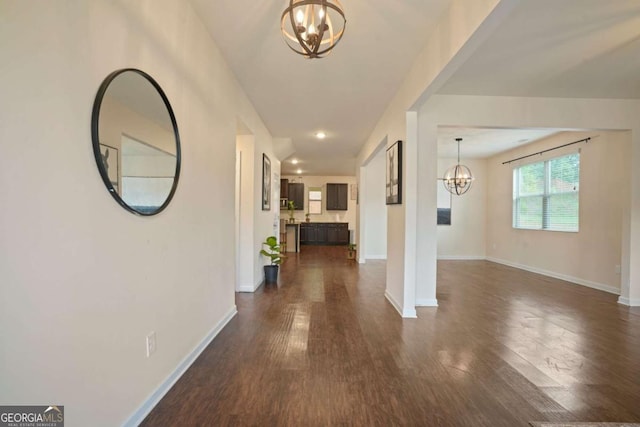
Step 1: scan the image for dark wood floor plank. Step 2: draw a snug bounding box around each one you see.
[142,249,640,426]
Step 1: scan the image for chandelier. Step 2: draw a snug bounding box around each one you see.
[443,138,474,195]
[281,0,346,59]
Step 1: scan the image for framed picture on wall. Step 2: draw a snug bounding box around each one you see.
[99,143,119,193]
[262,154,271,211]
[385,140,402,205]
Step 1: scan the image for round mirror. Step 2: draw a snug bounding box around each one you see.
[91,69,181,215]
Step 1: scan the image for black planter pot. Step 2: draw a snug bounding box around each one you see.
[264,265,279,283]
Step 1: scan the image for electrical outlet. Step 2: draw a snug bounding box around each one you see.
[146,332,156,358]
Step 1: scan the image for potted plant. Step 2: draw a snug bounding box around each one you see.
[260,236,284,283]
[287,200,296,223]
[347,243,357,260]
[305,212,310,222]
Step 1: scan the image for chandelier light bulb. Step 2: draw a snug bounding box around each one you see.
[281,0,346,59]
[443,138,474,196]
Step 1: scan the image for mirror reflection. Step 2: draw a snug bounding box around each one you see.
[92,69,180,215]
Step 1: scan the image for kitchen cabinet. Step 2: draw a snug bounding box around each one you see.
[300,222,349,245]
[288,183,304,210]
[280,179,289,199]
[326,183,348,210]
[327,223,349,244]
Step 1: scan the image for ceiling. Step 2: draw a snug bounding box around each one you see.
[437,128,560,159]
[192,0,640,175]
[191,0,452,175]
[438,0,640,99]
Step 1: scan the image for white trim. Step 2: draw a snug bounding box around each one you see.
[237,277,264,293]
[385,290,417,318]
[415,298,439,307]
[486,257,620,295]
[437,255,485,261]
[358,257,366,264]
[618,297,640,306]
[403,307,418,318]
[385,290,402,315]
[365,255,387,260]
[123,305,238,427]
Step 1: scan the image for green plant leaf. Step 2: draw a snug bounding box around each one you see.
[261,236,286,264]
[264,236,278,247]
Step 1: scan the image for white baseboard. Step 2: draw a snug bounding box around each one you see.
[415,298,439,307]
[237,284,257,293]
[437,255,485,260]
[384,290,417,318]
[365,254,387,260]
[237,277,264,293]
[384,290,402,315]
[618,296,640,306]
[123,305,238,427]
[358,257,366,264]
[486,257,620,295]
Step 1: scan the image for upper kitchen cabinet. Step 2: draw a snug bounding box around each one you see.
[288,182,304,210]
[326,183,348,211]
[280,178,289,200]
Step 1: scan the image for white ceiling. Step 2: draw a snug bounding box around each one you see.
[192,0,640,175]
[438,0,640,99]
[191,0,452,175]
[437,127,560,159]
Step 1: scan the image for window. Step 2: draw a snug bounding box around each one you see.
[513,153,580,232]
[308,188,322,214]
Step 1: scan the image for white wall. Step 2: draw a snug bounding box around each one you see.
[356,0,515,317]
[281,175,357,229]
[434,130,630,293]
[486,131,630,293]
[253,151,281,290]
[437,157,487,259]
[419,94,640,306]
[363,148,387,259]
[0,1,277,425]
[236,135,256,292]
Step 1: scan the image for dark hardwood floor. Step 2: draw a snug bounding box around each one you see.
[142,247,640,426]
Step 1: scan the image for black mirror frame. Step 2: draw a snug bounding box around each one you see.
[91,68,181,216]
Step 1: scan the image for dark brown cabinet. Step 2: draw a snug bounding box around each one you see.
[300,224,309,242]
[300,222,348,245]
[288,183,304,210]
[326,183,348,211]
[280,179,289,199]
[327,223,349,244]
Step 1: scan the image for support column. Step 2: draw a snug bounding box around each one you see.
[619,128,640,306]
[414,111,438,307]
[357,166,367,264]
[401,112,419,317]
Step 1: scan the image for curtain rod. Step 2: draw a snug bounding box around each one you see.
[502,137,592,165]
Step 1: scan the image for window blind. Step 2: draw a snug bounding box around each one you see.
[513,153,579,232]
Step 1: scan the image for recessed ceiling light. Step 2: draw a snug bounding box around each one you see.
[291,159,298,164]
[297,169,302,174]
[315,131,326,139]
